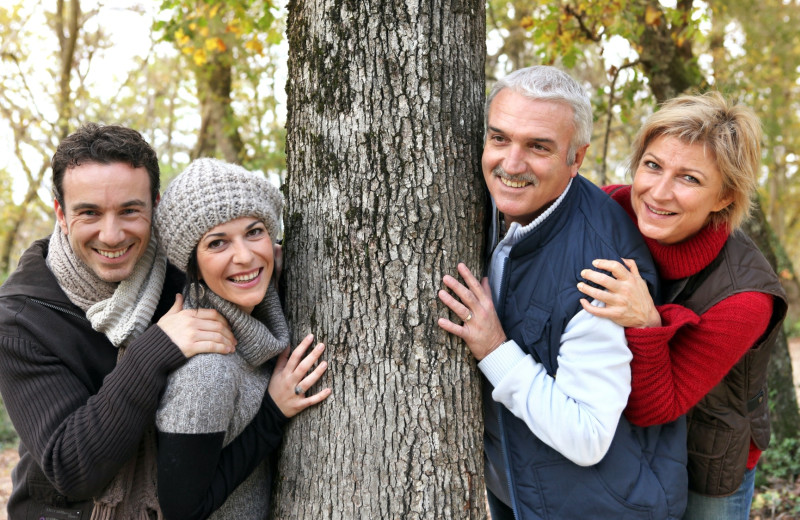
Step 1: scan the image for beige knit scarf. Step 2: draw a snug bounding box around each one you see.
[47,226,167,519]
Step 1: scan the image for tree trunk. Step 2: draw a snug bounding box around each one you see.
[191,53,243,163]
[743,203,800,442]
[638,0,706,104]
[276,0,486,518]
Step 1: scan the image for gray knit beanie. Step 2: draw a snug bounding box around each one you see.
[155,158,283,271]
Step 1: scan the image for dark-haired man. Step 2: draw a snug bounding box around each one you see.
[0,123,236,518]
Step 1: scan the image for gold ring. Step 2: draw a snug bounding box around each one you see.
[465,313,473,322]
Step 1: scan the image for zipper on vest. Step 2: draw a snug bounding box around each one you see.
[29,297,89,322]
[495,254,519,518]
[495,256,510,317]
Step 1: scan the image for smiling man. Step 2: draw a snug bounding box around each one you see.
[0,123,241,519]
[437,66,688,519]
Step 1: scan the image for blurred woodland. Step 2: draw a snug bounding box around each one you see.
[1,0,800,516]
[2,1,800,286]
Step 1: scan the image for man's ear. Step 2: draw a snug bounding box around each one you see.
[571,143,590,176]
[54,200,69,235]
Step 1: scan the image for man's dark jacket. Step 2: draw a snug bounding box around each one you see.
[0,238,186,519]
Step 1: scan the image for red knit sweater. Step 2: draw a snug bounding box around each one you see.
[604,185,774,468]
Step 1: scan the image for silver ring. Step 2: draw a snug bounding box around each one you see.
[465,312,473,322]
[294,385,303,396]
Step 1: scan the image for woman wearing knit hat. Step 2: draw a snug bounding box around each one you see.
[576,92,787,520]
[153,157,331,519]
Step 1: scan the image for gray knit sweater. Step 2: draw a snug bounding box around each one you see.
[156,283,289,519]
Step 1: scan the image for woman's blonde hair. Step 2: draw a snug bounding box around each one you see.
[627,91,762,230]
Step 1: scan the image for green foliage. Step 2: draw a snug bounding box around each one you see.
[785,318,800,339]
[752,436,800,518]
[756,436,800,487]
[156,0,281,68]
[0,398,18,449]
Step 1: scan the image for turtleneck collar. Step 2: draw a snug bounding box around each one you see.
[606,184,730,280]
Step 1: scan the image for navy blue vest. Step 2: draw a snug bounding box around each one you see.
[487,176,688,519]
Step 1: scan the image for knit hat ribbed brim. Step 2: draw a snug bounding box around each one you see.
[154,158,283,271]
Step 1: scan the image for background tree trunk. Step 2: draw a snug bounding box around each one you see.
[191,54,244,162]
[743,204,800,440]
[275,0,487,518]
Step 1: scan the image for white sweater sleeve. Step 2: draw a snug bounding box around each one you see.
[477,304,631,466]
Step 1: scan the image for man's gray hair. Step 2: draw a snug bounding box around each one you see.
[486,66,593,165]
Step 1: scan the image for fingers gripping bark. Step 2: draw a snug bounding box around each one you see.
[437,262,507,361]
[269,334,331,418]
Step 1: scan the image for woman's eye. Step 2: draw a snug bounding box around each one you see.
[247,227,265,238]
[208,239,225,249]
[644,160,659,170]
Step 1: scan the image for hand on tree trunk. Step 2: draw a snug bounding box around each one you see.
[438,262,507,361]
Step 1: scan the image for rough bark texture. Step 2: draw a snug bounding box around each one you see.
[276,0,486,518]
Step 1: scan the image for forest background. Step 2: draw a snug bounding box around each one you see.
[1,0,800,518]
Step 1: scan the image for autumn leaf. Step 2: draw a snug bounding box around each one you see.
[645,5,661,26]
[521,16,535,30]
[193,48,207,66]
[175,29,190,47]
[205,37,226,52]
[244,38,264,54]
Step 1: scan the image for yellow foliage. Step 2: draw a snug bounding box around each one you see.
[209,4,221,18]
[181,46,194,55]
[645,5,661,26]
[199,26,209,37]
[193,48,207,66]
[175,29,190,47]
[205,37,226,52]
[521,16,535,30]
[189,22,197,31]
[226,22,242,35]
[244,38,264,54]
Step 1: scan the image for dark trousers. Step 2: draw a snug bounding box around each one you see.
[487,488,515,520]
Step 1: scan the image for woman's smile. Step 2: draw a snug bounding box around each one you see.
[197,217,274,314]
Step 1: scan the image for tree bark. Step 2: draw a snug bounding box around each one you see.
[638,0,706,103]
[276,0,487,518]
